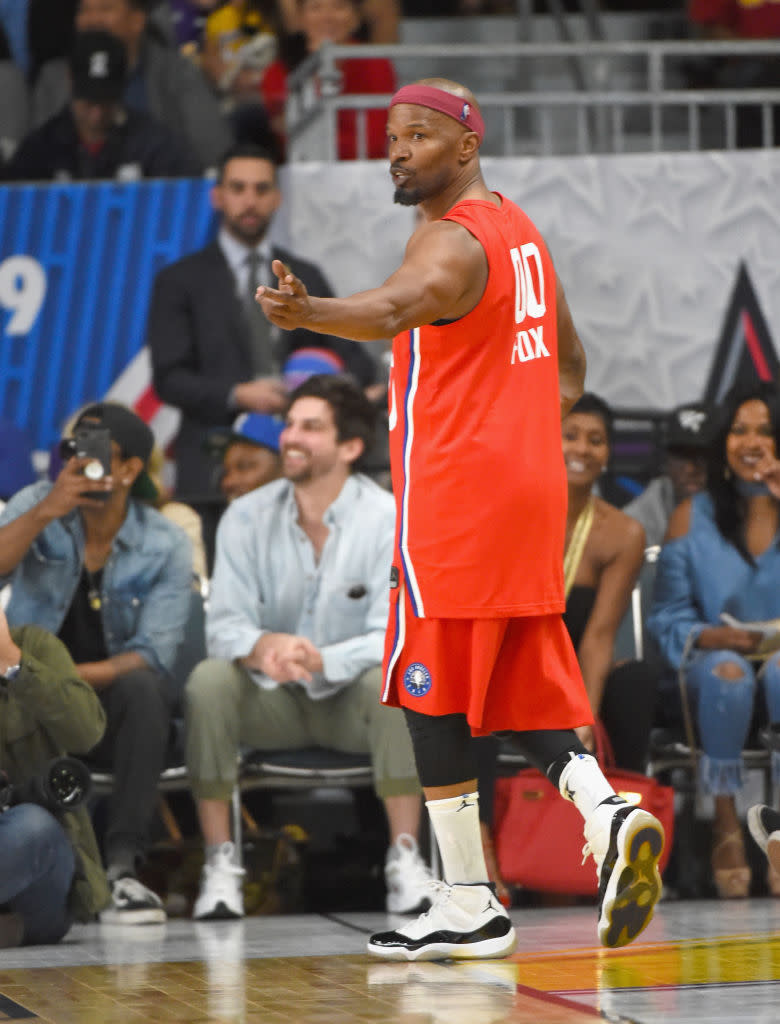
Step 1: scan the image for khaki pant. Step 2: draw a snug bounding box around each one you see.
[185,660,420,802]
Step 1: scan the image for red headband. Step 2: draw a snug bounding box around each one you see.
[389,85,485,142]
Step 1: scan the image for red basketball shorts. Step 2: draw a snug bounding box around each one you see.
[381,582,593,736]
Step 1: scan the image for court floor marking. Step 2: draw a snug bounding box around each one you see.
[0,992,37,1020]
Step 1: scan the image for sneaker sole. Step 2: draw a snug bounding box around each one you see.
[193,901,244,921]
[599,810,664,949]
[367,926,517,963]
[99,908,167,926]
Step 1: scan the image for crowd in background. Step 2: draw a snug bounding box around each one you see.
[3,0,780,947]
[1,0,778,178]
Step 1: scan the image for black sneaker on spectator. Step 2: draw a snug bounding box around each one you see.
[100,875,167,925]
[367,881,515,962]
[748,804,780,873]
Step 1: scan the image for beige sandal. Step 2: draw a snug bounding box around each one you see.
[712,829,751,899]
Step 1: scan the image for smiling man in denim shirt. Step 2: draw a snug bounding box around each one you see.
[0,402,192,924]
[186,374,431,920]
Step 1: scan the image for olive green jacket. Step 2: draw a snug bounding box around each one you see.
[1,625,111,919]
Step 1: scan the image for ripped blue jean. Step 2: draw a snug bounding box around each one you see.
[685,649,780,795]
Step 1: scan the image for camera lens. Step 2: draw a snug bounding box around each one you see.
[47,758,91,808]
[83,460,105,481]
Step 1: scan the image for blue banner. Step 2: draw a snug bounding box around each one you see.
[0,179,216,451]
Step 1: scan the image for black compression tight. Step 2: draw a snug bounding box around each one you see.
[403,707,588,790]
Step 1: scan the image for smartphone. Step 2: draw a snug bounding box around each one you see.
[71,424,112,499]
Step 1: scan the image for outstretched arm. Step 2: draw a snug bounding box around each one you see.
[557,276,586,419]
[256,220,488,342]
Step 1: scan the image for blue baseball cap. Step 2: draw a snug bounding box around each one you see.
[283,347,344,391]
[219,413,283,454]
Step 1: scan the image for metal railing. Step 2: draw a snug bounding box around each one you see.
[286,39,780,159]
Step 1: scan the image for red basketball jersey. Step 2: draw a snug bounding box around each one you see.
[388,194,568,618]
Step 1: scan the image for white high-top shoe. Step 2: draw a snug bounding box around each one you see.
[368,881,515,962]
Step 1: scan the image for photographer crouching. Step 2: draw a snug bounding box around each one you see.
[0,606,110,946]
[0,402,192,924]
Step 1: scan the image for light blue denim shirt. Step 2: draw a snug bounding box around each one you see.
[208,473,395,699]
[0,482,193,675]
[647,491,780,670]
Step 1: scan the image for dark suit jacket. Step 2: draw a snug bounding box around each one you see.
[146,241,376,499]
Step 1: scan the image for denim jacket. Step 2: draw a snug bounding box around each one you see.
[0,482,192,675]
[647,491,780,670]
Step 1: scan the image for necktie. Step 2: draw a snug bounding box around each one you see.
[244,249,278,376]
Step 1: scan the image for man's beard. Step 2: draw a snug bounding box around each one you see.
[393,187,424,206]
[227,215,270,246]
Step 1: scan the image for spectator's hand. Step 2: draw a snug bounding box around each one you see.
[244,632,323,683]
[0,607,21,676]
[697,626,763,654]
[575,724,595,754]
[233,377,287,414]
[256,260,313,331]
[753,451,780,501]
[39,457,113,518]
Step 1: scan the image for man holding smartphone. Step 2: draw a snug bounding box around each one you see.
[0,402,192,924]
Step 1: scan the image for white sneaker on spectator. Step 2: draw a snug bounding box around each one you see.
[368,881,515,962]
[100,875,167,925]
[193,842,245,920]
[385,833,434,914]
[582,801,664,948]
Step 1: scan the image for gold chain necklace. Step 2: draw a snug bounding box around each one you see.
[563,496,595,599]
[85,569,103,612]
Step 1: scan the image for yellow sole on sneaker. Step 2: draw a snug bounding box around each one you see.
[598,810,664,949]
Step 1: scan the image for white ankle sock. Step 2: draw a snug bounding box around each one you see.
[557,753,621,820]
[425,791,489,885]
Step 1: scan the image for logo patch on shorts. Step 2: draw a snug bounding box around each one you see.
[403,662,432,697]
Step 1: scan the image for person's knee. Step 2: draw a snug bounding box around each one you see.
[354,665,383,705]
[712,660,750,682]
[111,668,168,715]
[3,805,74,886]
[7,803,62,848]
[186,659,236,714]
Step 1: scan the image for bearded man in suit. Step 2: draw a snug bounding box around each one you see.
[147,143,376,514]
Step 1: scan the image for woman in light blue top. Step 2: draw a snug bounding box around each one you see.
[648,384,780,899]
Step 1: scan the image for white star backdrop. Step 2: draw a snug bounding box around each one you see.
[277,149,780,408]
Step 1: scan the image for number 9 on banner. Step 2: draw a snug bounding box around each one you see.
[0,256,47,336]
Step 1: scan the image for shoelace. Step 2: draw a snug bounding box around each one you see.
[210,857,246,878]
[414,880,453,923]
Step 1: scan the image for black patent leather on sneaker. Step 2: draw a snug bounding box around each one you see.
[597,805,635,913]
[369,915,512,952]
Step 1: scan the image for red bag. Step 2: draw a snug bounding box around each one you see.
[493,724,675,895]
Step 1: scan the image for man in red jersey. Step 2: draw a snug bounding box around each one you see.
[255,78,664,961]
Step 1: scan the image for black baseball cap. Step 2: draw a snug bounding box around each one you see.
[74,402,158,501]
[665,402,713,453]
[69,30,127,103]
